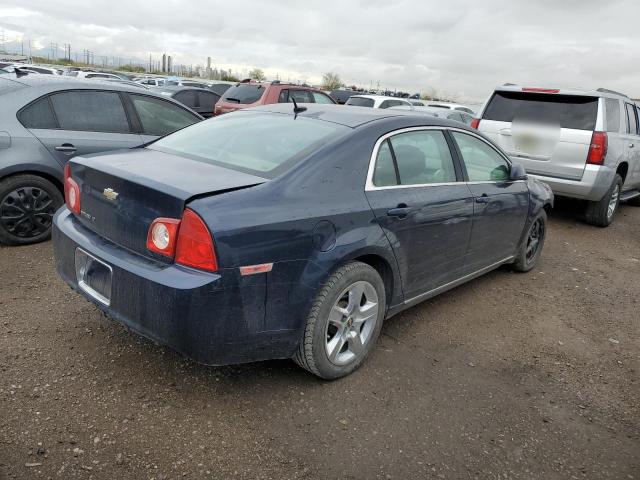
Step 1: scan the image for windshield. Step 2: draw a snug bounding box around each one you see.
[483,91,598,130]
[346,97,375,107]
[221,84,266,104]
[149,112,349,178]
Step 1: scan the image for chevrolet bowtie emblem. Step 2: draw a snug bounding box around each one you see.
[103,188,119,201]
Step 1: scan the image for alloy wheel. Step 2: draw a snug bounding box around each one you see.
[607,184,620,221]
[325,281,379,366]
[0,187,56,239]
[525,218,545,264]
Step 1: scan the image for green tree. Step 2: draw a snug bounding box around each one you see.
[322,72,342,91]
[248,68,266,81]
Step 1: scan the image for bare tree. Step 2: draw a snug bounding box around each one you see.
[248,68,266,81]
[322,72,342,91]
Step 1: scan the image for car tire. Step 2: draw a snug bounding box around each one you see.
[585,174,622,227]
[511,210,547,273]
[294,261,386,380]
[0,174,63,246]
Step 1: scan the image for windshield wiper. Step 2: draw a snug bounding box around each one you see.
[225,97,241,103]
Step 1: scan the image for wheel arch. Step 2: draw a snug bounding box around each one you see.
[616,162,629,185]
[0,165,64,193]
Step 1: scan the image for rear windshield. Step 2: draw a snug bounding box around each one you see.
[149,112,349,178]
[483,91,598,130]
[221,84,266,104]
[346,97,375,108]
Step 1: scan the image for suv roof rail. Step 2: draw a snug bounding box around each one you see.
[596,88,629,98]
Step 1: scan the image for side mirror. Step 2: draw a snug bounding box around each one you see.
[510,163,528,181]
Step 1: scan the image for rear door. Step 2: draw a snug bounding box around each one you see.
[21,90,143,166]
[450,131,529,271]
[479,90,599,180]
[365,128,474,300]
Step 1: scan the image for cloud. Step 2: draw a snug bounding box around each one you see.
[1,0,639,101]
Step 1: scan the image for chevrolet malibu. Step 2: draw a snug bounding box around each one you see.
[53,104,553,379]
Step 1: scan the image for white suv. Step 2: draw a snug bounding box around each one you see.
[474,85,640,226]
[345,95,412,109]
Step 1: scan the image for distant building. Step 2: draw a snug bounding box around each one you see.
[162,54,166,73]
[167,55,172,73]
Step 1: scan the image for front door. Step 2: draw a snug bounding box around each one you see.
[449,131,529,272]
[365,128,474,300]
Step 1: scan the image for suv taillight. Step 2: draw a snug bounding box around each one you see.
[64,163,81,214]
[470,118,481,129]
[587,131,608,165]
[146,209,218,272]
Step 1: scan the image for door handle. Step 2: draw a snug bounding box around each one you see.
[475,195,490,204]
[387,204,412,218]
[54,143,77,154]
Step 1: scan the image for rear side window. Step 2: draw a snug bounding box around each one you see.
[50,91,130,133]
[173,90,198,108]
[483,91,598,130]
[605,99,621,133]
[130,94,199,136]
[346,97,375,107]
[18,97,58,129]
[380,100,408,109]
[625,103,638,135]
[221,84,266,104]
[452,132,510,182]
[372,130,457,187]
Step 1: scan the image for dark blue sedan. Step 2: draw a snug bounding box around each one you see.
[53,104,553,379]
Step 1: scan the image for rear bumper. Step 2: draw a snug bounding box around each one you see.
[52,208,298,365]
[528,165,615,202]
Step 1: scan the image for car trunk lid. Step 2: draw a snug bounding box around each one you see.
[69,148,265,258]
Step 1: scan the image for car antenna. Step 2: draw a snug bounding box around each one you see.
[291,97,307,117]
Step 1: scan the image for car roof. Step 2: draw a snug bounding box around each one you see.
[148,85,213,93]
[0,74,153,94]
[243,103,467,129]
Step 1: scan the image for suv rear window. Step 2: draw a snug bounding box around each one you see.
[346,97,375,108]
[221,84,266,104]
[483,91,598,130]
[150,112,349,178]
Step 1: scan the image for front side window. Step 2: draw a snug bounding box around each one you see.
[130,94,199,136]
[605,98,621,133]
[372,130,457,186]
[150,112,349,178]
[50,90,130,133]
[452,132,510,182]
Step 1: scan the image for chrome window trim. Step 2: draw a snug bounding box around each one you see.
[365,126,517,191]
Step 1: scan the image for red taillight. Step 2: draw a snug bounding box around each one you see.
[587,131,608,165]
[175,209,218,272]
[146,217,181,256]
[522,87,560,94]
[64,163,81,214]
[470,118,481,129]
[146,209,217,272]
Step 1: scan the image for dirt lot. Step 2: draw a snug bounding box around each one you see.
[1,202,639,480]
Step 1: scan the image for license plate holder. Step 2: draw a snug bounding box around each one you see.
[75,248,112,306]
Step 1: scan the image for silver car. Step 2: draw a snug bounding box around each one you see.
[0,74,202,245]
[475,85,640,226]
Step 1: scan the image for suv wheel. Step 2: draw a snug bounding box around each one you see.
[294,261,386,380]
[585,174,622,227]
[0,175,63,246]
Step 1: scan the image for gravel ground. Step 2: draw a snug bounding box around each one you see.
[1,201,639,480]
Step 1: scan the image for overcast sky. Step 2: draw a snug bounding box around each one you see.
[1,0,640,102]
